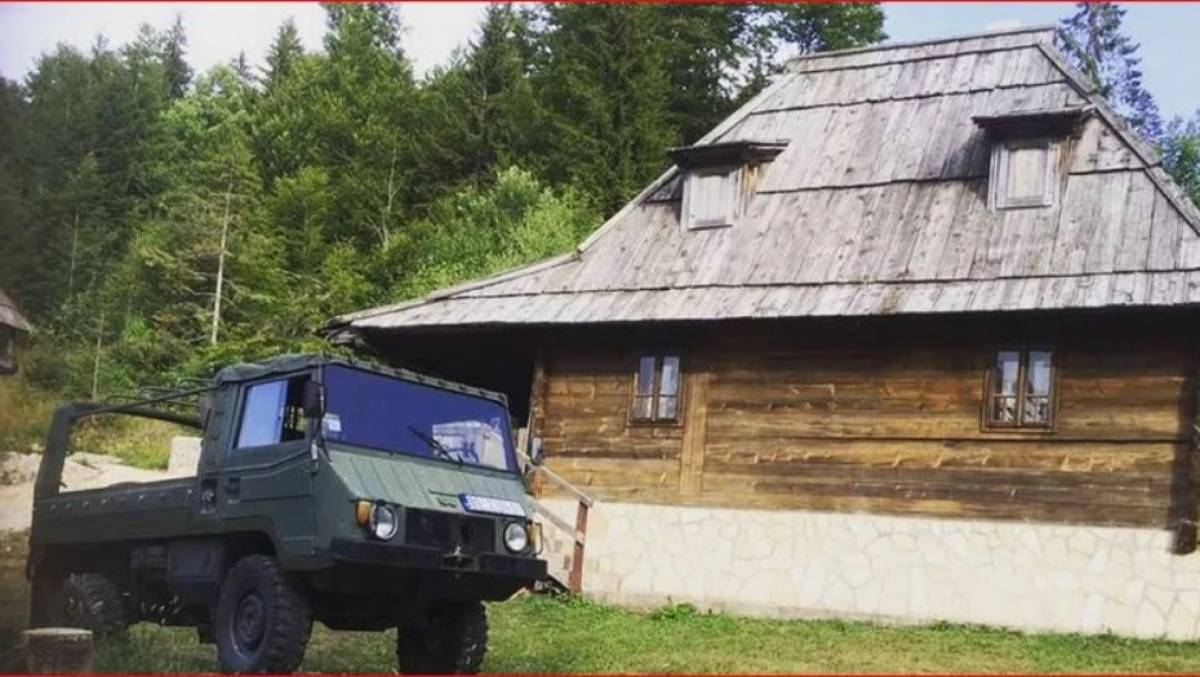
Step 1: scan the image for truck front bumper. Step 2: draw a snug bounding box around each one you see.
[329,538,547,581]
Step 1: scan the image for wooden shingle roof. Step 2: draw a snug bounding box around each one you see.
[0,290,32,333]
[333,25,1200,335]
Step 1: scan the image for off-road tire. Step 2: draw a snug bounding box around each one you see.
[214,555,311,674]
[396,602,488,674]
[58,573,130,638]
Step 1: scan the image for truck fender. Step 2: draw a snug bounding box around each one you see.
[167,539,228,605]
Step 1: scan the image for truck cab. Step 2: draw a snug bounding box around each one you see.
[28,354,547,673]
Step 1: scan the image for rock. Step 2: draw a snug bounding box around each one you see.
[167,436,202,477]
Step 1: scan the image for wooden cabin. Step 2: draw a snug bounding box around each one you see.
[329,26,1200,639]
[0,290,32,375]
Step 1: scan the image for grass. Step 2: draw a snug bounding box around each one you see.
[0,376,186,470]
[2,526,1200,675]
[0,377,58,452]
[73,596,1200,673]
[71,417,189,470]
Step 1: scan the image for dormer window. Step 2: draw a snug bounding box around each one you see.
[974,106,1092,212]
[667,140,787,231]
[683,166,741,229]
[991,138,1055,209]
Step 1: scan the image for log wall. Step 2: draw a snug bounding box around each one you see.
[534,313,1198,529]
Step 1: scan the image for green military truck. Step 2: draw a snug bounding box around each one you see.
[26,354,547,673]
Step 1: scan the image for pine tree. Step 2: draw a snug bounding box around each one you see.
[653,5,747,144]
[262,18,304,91]
[534,3,675,213]
[0,77,34,299]
[420,4,543,184]
[163,15,192,99]
[315,2,419,246]
[1162,111,1200,209]
[0,4,892,392]
[230,51,253,86]
[1056,2,1162,141]
[122,66,284,358]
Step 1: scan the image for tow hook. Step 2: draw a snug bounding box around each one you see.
[442,544,474,569]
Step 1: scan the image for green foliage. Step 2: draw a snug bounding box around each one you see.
[163,15,192,99]
[648,602,700,621]
[262,19,303,91]
[533,4,675,214]
[1162,111,1200,208]
[0,375,59,451]
[1056,1,1162,141]
[389,167,598,300]
[0,3,887,399]
[419,5,545,187]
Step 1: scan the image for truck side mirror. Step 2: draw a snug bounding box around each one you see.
[302,381,325,419]
[529,437,544,466]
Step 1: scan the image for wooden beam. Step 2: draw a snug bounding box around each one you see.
[568,501,589,594]
[679,370,711,497]
[526,351,547,498]
[1177,344,1200,553]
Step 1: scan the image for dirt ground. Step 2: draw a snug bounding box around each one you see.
[0,451,176,532]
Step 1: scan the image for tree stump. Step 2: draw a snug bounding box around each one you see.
[23,628,94,673]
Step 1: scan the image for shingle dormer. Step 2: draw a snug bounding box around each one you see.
[974,106,1093,211]
[667,140,787,230]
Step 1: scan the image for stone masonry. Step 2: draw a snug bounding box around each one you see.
[538,498,1200,640]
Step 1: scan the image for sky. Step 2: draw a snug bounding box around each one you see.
[0,2,1196,122]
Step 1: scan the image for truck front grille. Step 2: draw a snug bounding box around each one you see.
[405,509,495,556]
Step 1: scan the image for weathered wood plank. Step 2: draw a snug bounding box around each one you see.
[678,369,711,497]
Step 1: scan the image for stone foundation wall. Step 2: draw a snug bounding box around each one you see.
[538,498,1200,640]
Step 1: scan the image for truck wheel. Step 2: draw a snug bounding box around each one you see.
[214,555,311,674]
[395,602,488,674]
[60,573,130,638]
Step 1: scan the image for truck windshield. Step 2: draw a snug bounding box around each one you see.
[321,365,516,472]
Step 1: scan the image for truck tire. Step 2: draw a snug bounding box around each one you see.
[60,573,130,638]
[214,555,311,674]
[395,601,488,674]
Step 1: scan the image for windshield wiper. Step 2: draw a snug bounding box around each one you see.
[407,426,461,465]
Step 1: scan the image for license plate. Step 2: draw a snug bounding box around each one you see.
[459,494,525,517]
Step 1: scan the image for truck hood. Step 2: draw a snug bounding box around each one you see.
[325,445,532,517]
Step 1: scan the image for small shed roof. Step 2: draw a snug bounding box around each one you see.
[0,290,32,333]
[331,25,1200,337]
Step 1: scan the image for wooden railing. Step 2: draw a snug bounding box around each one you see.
[517,447,595,594]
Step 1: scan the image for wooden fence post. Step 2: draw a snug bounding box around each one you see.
[568,501,589,594]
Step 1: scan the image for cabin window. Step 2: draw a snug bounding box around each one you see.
[631,354,682,423]
[235,376,311,449]
[985,349,1055,429]
[989,138,1056,209]
[682,167,740,230]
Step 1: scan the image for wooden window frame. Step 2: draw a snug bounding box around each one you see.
[989,137,1057,210]
[681,165,742,230]
[981,347,1060,432]
[629,352,685,426]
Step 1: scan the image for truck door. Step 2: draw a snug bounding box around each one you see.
[198,373,319,559]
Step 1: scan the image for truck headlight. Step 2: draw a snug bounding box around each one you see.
[503,521,529,552]
[369,504,398,540]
